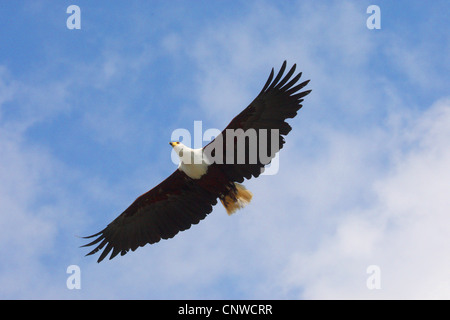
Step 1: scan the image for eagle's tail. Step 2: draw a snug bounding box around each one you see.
[220,183,253,215]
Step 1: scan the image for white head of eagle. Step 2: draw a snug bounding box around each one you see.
[82,61,311,262]
[169,141,210,180]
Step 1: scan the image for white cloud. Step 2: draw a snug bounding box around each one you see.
[0,66,98,298]
[281,98,450,299]
[0,129,58,297]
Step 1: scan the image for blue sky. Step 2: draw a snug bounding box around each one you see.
[1,0,449,299]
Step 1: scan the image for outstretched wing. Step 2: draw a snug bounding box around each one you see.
[204,60,311,182]
[82,170,218,262]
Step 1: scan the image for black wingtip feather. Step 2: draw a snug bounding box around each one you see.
[274,63,296,90]
[80,233,105,248]
[266,61,287,92]
[280,72,302,92]
[286,80,311,96]
[293,89,312,100]
[259,68,274,94]
[98,242,114,262]
[80,231,103,239]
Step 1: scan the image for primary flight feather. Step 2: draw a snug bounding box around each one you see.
[82,61,311,262]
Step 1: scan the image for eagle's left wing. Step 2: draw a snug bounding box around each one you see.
[82,169,218,262]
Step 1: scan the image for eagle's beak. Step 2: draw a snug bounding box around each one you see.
[169,142,174,147]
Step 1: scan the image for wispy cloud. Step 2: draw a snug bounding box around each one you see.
[281,98,450,299]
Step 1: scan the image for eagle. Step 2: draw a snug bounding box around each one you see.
[83,61,311,262]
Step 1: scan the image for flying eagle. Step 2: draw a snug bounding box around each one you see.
[83,61,311,262]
